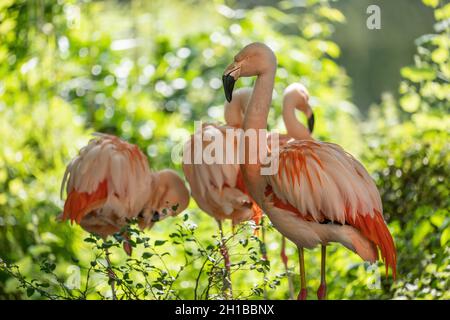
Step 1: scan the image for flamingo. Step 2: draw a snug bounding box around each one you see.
[222,43,396,300]
[182,89,263,298]
[60,133,190,254]
[224,84,315,299]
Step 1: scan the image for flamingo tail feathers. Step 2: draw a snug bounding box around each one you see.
[62,180,108,224]
[347,210,397,279]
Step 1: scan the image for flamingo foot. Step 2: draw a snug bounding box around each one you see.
[297,288,307,300]
[317,283,327,300]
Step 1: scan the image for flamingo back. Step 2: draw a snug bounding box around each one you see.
[61,133,153,226]
[265,140,396,278]
[182,124,261,225]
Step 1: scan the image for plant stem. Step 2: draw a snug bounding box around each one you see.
[104,247,117,300]
[217,220,232,299]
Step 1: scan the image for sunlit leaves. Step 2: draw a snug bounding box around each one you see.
[440,228,450,247]
[422,0,439,8]
[317,6,346,23]
[435,3,450,20]
[412,220,434,246]
[400,92,421,112]
[401,66,436,83]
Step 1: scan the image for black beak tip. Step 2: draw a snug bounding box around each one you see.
[222,74,236,103]
[308,113,315,134]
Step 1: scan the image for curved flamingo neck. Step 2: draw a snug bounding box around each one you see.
[282,103,313,140]
[242,71,276,200]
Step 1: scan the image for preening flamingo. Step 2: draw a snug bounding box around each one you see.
[182,89,263,297]
[60,133,190,254]
[222,43,396,300]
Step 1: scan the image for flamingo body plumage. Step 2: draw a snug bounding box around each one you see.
[60,133,190,240]
[264,139,396,273]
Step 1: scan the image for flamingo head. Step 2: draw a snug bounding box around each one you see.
[283,83,315,133]
[223,42,276,102]
[137,169,190,229]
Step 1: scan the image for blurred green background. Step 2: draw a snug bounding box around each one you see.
[0,0,448,300]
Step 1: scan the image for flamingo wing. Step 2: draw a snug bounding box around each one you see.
[61,133,152,224]
[183,124,261,224]
[265,140,396,277]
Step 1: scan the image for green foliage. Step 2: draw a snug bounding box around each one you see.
[0,0,448,300]
[359,0,450,298]
[1,218,281,300]
[363,106,449,299]
[399,0,449,114]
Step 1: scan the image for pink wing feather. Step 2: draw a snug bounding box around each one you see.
[182,124,261,225]
[265,140,396,278]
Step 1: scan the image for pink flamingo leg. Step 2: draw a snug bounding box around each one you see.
[317,245,327,300]
[297,246,307,300]
[217,220,233,299]
[281,236,295,299]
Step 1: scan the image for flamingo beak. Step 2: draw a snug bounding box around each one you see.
[223,73,236,102]
[223,64,240,102]
[308,112,315,133]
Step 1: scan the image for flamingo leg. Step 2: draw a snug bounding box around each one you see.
[217,220,232,299]
[317,244,327,300]
[281,236,295,300]
[297,246,307,300]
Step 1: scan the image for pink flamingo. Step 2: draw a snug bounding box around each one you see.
[224,85,315,299]
[60,133,190,254]
[182,90,263,298]
[222,43,396,300]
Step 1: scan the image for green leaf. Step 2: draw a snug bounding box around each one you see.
[431,47,448,64]
[142,252,152,259]
[317,7,345,23]
[154,240,167,246]
[401,66,436,82]
[26,288,35,297]
[422,0,439,7]
[430,209,446,227]
[440,227,450,246]
[38,282,50,288]
[412,220,433,246]
[435,3,450,20]
[400,93,421,113]
[152,283,163,290]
